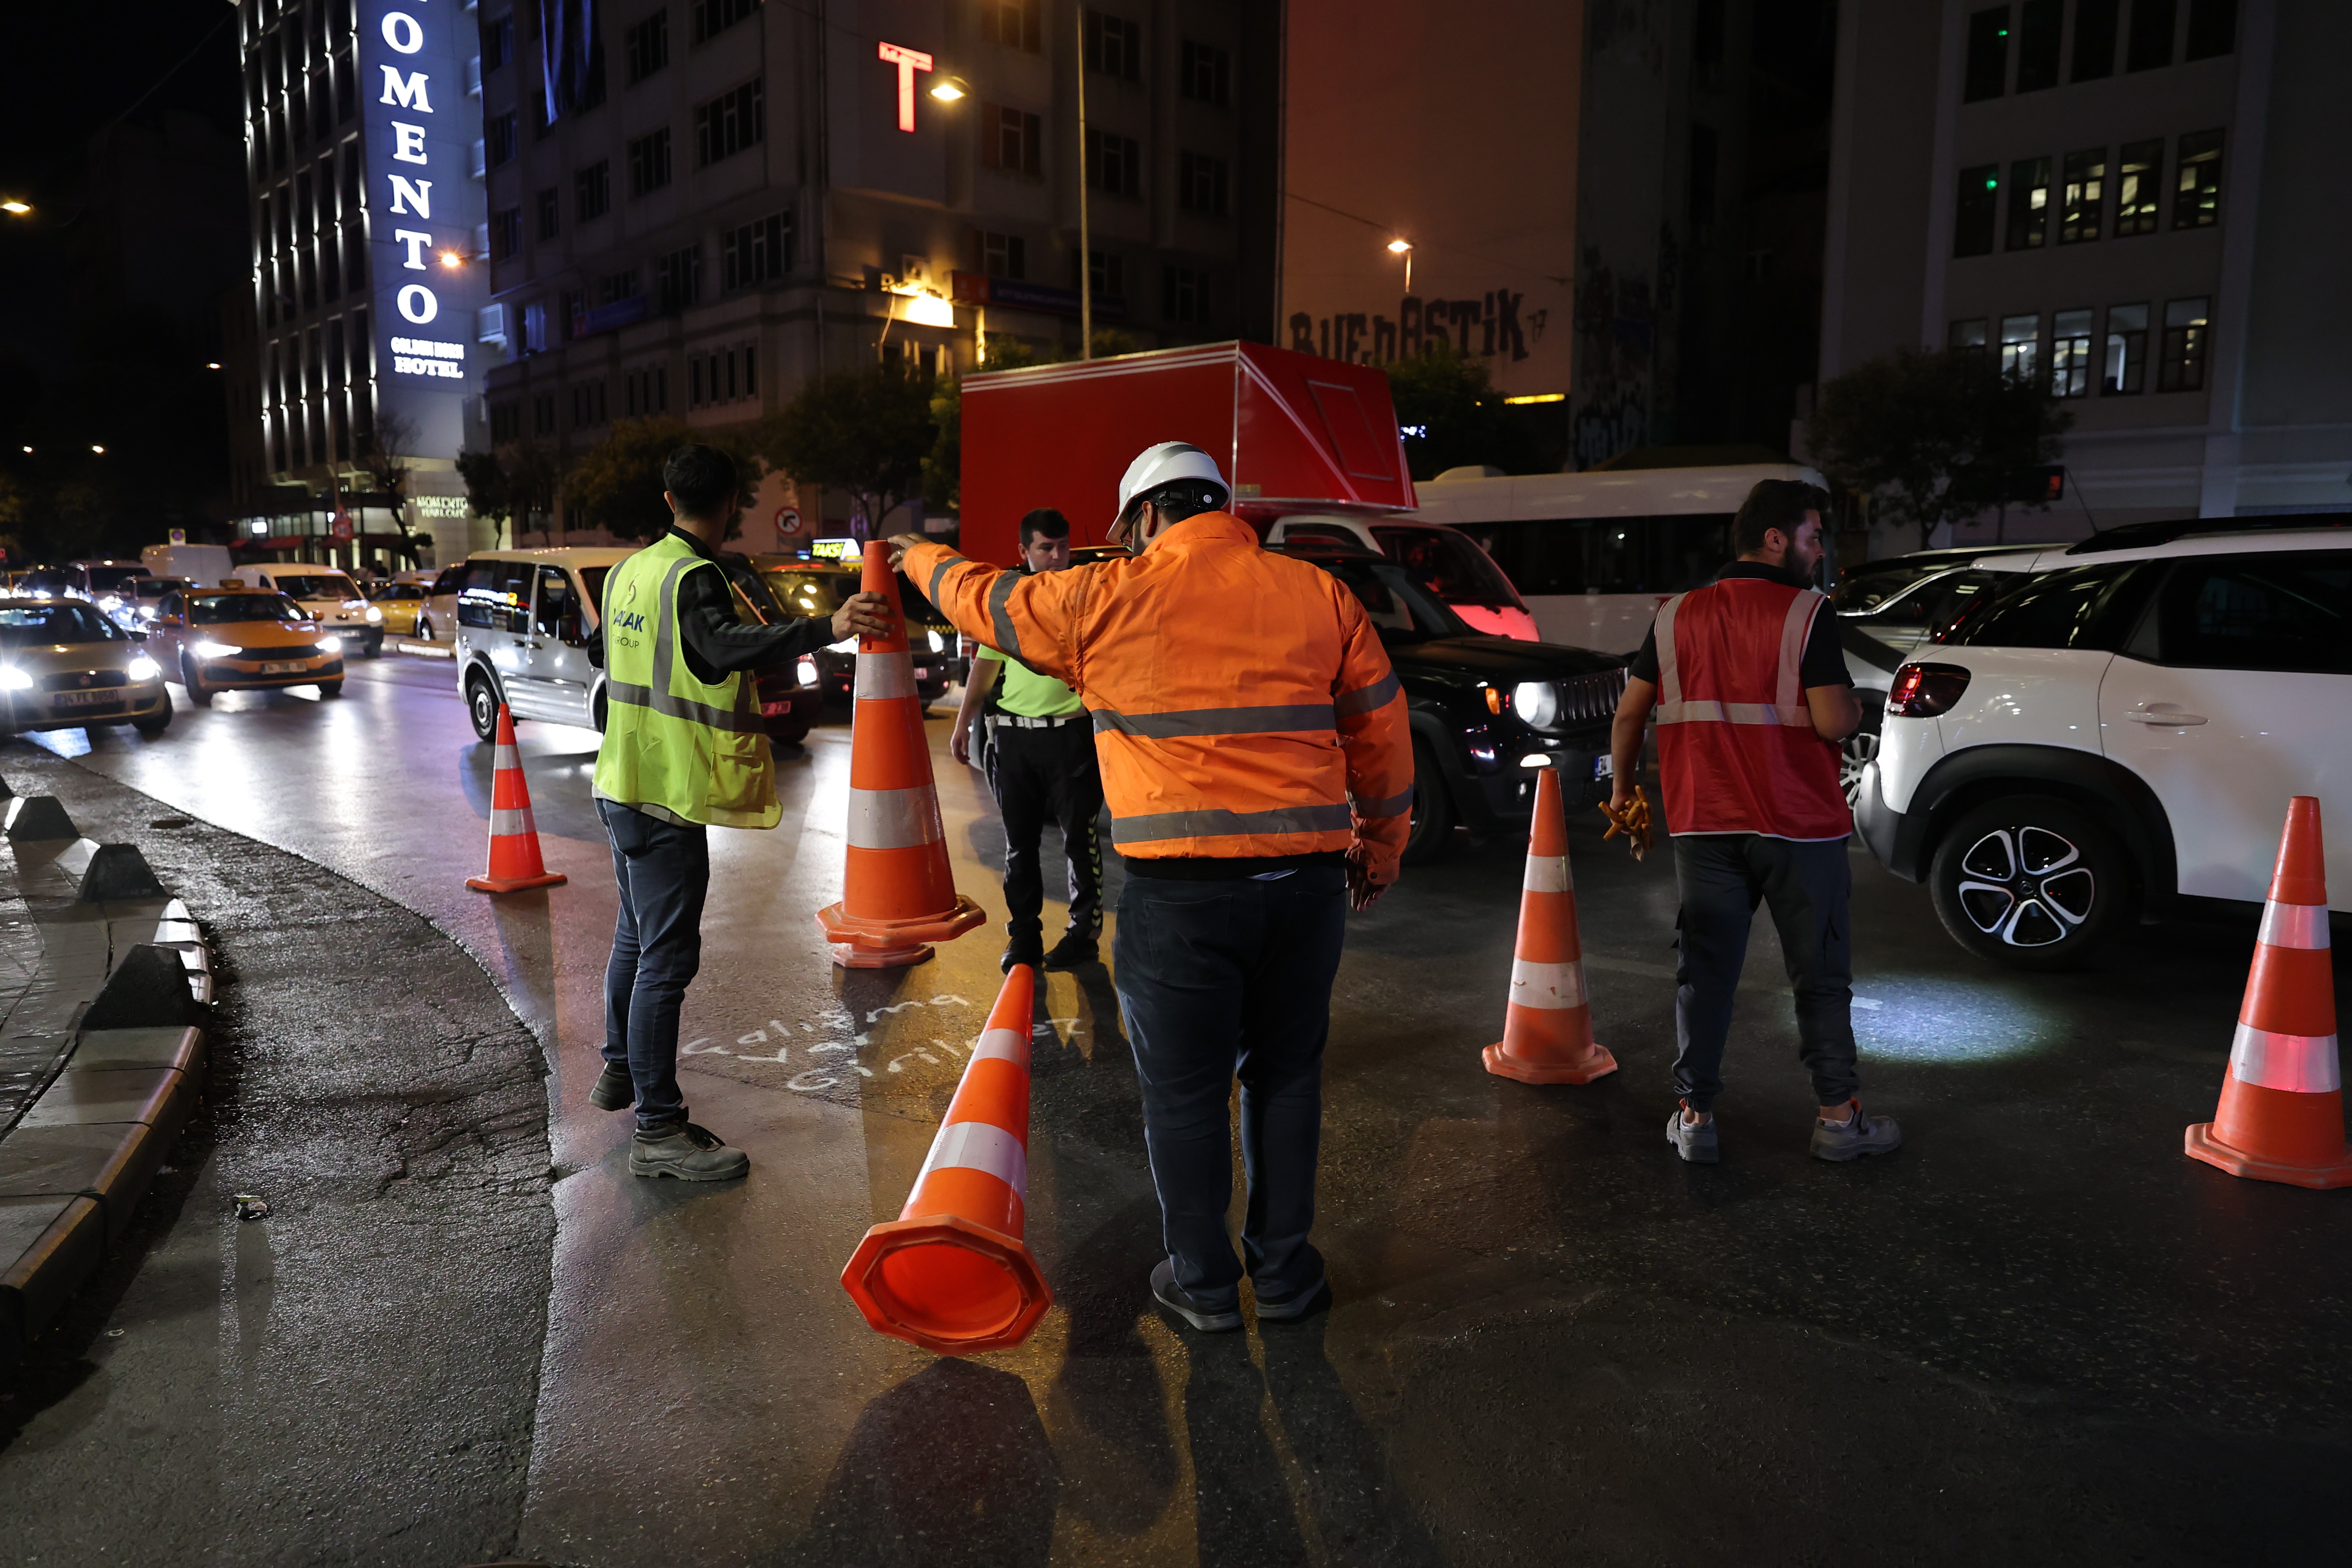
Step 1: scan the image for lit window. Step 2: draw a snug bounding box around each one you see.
[2173,129,2223,229]
[2051,309,2094,397]
[1949,318,1989,354]
[1999,313,2040,383]
[2101,303,2148,394]
[2113,139,2162,236]
[2005,156,2050,250]
[2158,298,2210,392]
[2059,149,2104,243]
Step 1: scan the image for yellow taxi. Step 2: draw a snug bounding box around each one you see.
[0,594,172,735]
[144,585,346,704]
[365,580,429,635]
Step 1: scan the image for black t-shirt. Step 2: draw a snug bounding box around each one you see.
[1626,561,1852,689]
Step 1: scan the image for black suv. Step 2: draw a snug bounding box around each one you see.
[1271,540,1627,862]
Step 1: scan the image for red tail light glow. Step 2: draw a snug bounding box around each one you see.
[1887,662,1973,717]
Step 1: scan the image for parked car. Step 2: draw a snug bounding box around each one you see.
[1266,515,1540,640]
[416,562,465,641]
[146,585,345,704]
[453,548,631,740]
[235,564,385,657]
[366,580,429,636]
[1856,524,2352,968]
[0,595,172,735]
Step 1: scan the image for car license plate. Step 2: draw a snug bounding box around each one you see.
[1592,753,1614,781]
[260,661,301,674]
[52,688,114,708]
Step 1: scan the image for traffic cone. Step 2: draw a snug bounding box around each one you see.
[815,540,984,968]
[1484,766,1617,1084]
[2185,796,2352,1188]
[841,962,1053,1354]
[466,705,568,894]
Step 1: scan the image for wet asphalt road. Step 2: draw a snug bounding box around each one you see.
[3,652,2349,1566]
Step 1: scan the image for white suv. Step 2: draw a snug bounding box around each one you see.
[1856,522,2352,968]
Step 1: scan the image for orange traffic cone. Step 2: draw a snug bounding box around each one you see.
[815,541,984,968]
[2185,796,2351,1188]
[466,704,567,894]
[842,962,1053,1354]
[1484,766,1617,1084]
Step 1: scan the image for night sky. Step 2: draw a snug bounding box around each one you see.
[0,2,244,211]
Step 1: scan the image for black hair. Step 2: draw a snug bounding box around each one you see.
[1733,479,1831,554]
[1018,508,1071,546]
[1136,479,1228,526]
[662,444,739,521]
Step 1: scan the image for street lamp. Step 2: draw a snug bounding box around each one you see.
[1387,238,1414,294]
[438,249,466,269]
[928,75,968,102]
[1,201,30,216]
[90,444,105,454]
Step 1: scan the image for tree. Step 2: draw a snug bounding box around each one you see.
[922,335,1047,514]
[454,448,514,545]
[566,418,757,542]
[1384,343,1544,480]
[353,410,422,562]
[760,363,936,535]
[456,440,567,547]
[1807,348,2072,551]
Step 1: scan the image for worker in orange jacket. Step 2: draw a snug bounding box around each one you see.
[892,441,1412,1332]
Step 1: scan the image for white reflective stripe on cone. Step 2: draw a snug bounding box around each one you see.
[1509,957,1587,1010]
[2258,900,2332,951]
[856,651,917,701]
[848,784,944,849]
[494,745,522,771]
[916,1118,1028,1197]
[1523,854,1572,894]
[970,1026,1027,1066]
[2229,1021,2343,1094]
[490,807,535,837]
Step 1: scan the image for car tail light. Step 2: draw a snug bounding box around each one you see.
[1887,662,1972,717]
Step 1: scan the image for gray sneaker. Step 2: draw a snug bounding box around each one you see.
[628,1121,750,1180]
[1811,1101,1903,1162]
[1150,1258,1242,1332]
[1666,1105,1720,1164]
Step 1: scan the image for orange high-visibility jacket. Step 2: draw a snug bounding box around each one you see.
[906,514,1414,880]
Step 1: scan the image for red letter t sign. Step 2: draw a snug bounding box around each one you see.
[878,42,934,133]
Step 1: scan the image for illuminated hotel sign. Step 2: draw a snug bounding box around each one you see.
[876,42,933,133]
[357,0,486,452]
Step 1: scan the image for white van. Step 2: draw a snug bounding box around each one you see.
[142,543,235,589]
[237,564,385,657]
[453,548,634,739]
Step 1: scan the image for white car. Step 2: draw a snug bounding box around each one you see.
[1856,521,2352,968]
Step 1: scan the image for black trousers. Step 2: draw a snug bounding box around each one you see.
[991,719,1104,955]
[597,799,709,1131]
[1672,833,1859,1114]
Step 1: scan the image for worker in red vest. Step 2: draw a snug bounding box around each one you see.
[1606,479,1902,1165]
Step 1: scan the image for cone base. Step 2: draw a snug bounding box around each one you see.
[841,1211,1053,1356]
[467,871,568,893]
[829,940,934,971]
[1483,1040,1618,1085]
[2184,1122,2352,1189]
[815,895,987,950]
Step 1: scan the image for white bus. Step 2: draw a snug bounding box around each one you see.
[1405,462,1829,654]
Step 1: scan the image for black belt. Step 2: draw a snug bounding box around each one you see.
[988,713,1087,729]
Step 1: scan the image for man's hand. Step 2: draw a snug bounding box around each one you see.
[831,591,893,643]
[949,719,973,766]
[1347,856,1391,912]
[885,532,928,572]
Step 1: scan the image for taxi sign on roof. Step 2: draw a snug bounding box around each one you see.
[809,538,859,562]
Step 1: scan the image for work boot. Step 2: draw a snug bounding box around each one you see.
[1810,1099,1903,1162]
[589,1064,634,1112]
[628,1121,750,1181]
[1666,1102,1720,1164]
[1002,943,1045,975]
[1150,1258,1242,1332]
[1043,933,1098,970]
[1253,1272,1331,1324]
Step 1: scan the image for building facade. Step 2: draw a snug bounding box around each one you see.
[1820,0,2351,544]
[478,0,1275,545]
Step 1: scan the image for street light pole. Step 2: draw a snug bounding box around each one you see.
[1076,3,1090,361]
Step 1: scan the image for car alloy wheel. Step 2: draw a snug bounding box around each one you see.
[1929,794,2130,970]
[1954,825,2094,947]
[1840,708,1882,812]
[466,673,502,741]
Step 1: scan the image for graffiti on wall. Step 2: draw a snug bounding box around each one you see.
[1568,227,1687,470]
[1287,290,1550,367]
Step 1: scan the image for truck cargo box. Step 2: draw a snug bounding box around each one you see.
[958,341,1415,565]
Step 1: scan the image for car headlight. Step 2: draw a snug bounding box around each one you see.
[796,656,819,685]
[100,594,122,610]
[126,655,160,682]
[927,629,946,653]
[1512,680,1561,731]
[365,606,383,622]
[138,605,158,620]
[0,667,31,690]
[193,640,237,658]
[317,635,342,655]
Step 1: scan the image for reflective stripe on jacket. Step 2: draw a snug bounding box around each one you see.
[1652,576,1849,841]
[591,533,780,829]
[906,514,1414,879]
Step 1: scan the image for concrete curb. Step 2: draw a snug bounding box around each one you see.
[0,786,212,1371]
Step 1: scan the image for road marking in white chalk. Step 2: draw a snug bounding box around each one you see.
[1853,998,1883,1011]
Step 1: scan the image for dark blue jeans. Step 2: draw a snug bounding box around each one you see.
[598,798,709,1130]
[1112,863,1348,1310]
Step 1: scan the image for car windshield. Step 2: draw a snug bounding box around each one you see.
[760,568,947,627]
[1311,557,1470,642]
[85,567,150,594]
[272,573,361,600]
[0,603,127,644]
[1833,559,1958,612]
[1372,527,1525,610]
[189,593,306,625]
[134,579,187,600]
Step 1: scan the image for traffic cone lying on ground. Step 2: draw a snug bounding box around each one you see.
[815,540,984,968]
[842,962,1052,1354]
[2185,795,2352,1188]
[466,705,567,894]
[1485,766,1618,1084]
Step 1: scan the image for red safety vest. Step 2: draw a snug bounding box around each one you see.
[1652,576,1850,840]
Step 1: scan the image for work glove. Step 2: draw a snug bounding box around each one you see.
[1598,785,1654,861]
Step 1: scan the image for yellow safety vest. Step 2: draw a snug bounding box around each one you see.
[591,533,780,829]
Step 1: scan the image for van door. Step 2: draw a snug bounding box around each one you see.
[457,559,541,714]
[525,566,599,726]
[2100,552,2352,908]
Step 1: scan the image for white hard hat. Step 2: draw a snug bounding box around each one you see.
[1115,441,1228,525]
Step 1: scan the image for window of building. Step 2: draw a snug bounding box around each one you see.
[2059,148,2105,243]
[600,270,641,307]
[2127,0,2177,71]
[2113,139,2162,236]
[625,364,669,416]
[1963,7,2010,101]
[628,127,672,194]
[2072,0,2119,79]
[1950,318,1989,353]
[2173,129,2223,228]
[1085,129,1141,196]
[2050,309,2094,397]
[2158,297,2209,391]
[1084,9,1142,81]
[334,52,355,122]
[1164,264,1207,325]
[2185,0,2237,60]
[572,381,609,429]
[2015,0,2062,91]
[533,391,556,433]
[1074,248,1124,300]
[687,344,758,407]
[576,159,611,222]
[487,112,518,166]
[979,230,1026,279]
[626,9,669,82]
[2005,155,2050,249]
[980,103,1043,176]
[320,229,340,300]
[2101,302,2148,393]
[491,401,521,442]
[1178,150,1228,217]
[1180,40,1230,105]
[560,286,585,337]
[692,0,759,45]
[536,186,560,240]
[720,211,793,288]
[656,245,701,312]
[695,78,763,166]
[491,206,521,261]
[483,13,514,72]
[1999,313,2040,382]
[980,0,1041,51]
[523,302,549,353]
